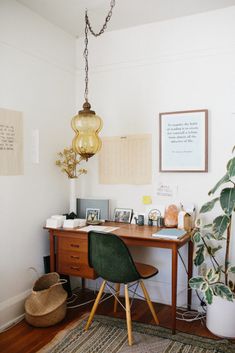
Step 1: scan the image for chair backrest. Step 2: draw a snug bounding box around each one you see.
[88,231,140,283]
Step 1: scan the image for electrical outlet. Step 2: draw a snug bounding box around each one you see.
[198,263,207,276]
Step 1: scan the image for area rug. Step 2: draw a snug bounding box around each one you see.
[37,315,234,353]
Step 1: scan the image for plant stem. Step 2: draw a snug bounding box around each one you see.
[225,216,231,286]
[201,236,224,272]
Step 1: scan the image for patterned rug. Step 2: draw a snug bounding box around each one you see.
[37,315,234,353]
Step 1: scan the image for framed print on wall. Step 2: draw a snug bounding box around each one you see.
[159,109,208,172]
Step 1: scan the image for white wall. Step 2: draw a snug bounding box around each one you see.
[0,0,76,329]
[76,7,235,306]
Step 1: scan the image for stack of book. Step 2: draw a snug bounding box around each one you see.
[152,228,186,240]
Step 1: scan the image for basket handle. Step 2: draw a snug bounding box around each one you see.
[50,278,68,288]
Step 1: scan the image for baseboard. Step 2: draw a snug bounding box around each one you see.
[0,289,31,331]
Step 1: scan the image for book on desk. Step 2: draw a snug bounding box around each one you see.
[152,228,186,240]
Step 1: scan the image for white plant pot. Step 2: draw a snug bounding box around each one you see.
[206,296,235,338]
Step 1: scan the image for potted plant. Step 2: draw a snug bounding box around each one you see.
[55,147,87,213]
[189,148,235,338]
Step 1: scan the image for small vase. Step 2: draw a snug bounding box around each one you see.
[69,178,77,214]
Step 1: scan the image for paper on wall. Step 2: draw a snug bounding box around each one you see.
[0,108,23,175]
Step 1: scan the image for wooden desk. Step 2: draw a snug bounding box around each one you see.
[45,222,193,334]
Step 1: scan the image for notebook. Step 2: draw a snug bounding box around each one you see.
[152,228,186,239]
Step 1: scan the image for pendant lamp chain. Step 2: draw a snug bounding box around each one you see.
[71,0,116,160]
[84,0,116,102]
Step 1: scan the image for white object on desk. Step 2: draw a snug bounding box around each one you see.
[63,218,86,228]
[46,218,63,228]
[51,215,66,221]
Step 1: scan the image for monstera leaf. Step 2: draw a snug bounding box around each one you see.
[220,188,235,216]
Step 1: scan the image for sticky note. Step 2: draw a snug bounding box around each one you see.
[142,196,152,205]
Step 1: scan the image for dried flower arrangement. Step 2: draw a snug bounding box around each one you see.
[55,147,87,179]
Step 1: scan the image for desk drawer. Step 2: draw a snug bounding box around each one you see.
[58,262,97,279]
[58,251,88,266]
[58,237,87,253]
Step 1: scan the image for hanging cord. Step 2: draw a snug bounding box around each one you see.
[83,0,116,101]
[177,249,207,322]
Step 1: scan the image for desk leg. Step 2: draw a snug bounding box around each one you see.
[172,244,178,334]
[49,230,55,272]
[187,240,193,310]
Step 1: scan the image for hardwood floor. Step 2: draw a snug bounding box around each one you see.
[0,288,232,353]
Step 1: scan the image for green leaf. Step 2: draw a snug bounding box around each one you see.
[200,198,219,213]
[205,287,213,304]
[212,215,230,239]
[205,268,220,283]
[200,281,209,292]
[227,157,235,178]
[193,231,201,243]
[220,188,235,216]
[210,245,222,256]
[203,224,212,229]
[208,173,230,196]
[204,232,216,240]
[228,266,235,274]
[189,277,205,289]
[194,245,205,266]
[232,146,235,154]
[214,284,233,302]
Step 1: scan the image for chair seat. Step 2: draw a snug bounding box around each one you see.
[135,262,158,279]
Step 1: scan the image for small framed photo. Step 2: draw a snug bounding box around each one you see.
[113,208,133,223]
[159,109,208,172]
[86,208,100,222]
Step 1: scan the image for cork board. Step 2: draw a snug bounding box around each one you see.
[99,134,152,184]
[0,108,23,175]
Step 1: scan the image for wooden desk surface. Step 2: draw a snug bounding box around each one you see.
[45,221,191,250]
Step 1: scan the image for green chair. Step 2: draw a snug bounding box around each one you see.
[85,231,159,346]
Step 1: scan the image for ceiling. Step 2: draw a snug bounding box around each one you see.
[17,0,235,37]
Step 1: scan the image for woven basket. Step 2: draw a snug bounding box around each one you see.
[25,272,68,327]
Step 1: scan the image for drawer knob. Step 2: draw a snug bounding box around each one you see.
[71,244,80,248]
[71,255,80,260]
[71,266,80,271]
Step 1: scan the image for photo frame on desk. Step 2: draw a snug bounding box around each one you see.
[113,208,133,223]
[159,109,208,172]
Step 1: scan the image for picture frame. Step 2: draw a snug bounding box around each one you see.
[85,208,100,222]
[113,208,133,223]
[159,109,208,172]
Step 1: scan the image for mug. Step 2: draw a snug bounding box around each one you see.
[135,214,144,226]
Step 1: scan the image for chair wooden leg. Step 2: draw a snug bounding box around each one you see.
[114,283,120,313]
[85,280,106,331]
[140,280,159,325]
[124,284,133,346]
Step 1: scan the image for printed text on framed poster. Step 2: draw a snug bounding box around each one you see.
[159,110,208,172]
